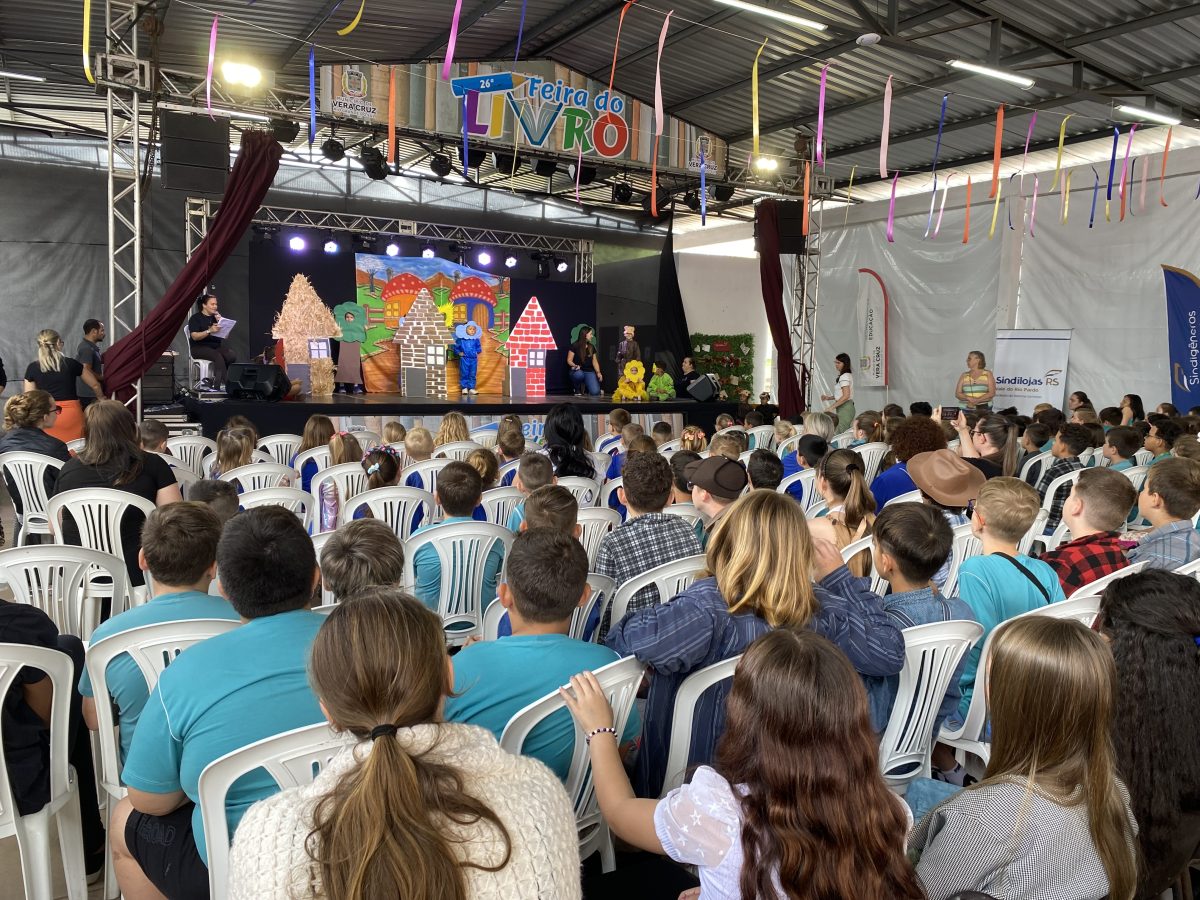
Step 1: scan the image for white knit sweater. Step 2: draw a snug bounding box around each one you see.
[227,722,582,899]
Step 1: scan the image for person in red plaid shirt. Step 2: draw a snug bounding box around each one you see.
[1041,468,1138,595]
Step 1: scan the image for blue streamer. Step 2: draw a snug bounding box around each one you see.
[1006,172,1018,230]
[1195,178,1200,200]
[1106,127,1119,202]
[923,94,948,237]
[513,0,529,62]
[700,147,707,226]
[308,44,316,145]
[1089,167,1100,228]
[461,94,470,177]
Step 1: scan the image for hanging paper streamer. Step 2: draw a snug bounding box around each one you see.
[607,1,637,98]
[82,0,95,84]
[336,0,366,35]
[988,178,1003,240]
[751,38,768,159]
[1029,175,1039,237]
[441,0,465,80]
[802,161,812,235]
[1020,112,1036,172]
[1118,124,1137,221]
[1061,168,1072,224]
[1128,158,1137,217]
[989,105,1004,198]
[699,146,707,226]
[880,76,892,179]
[574,142,583,205]
[206,17,219,119]
[1006,173,1018,231]
[932,173,955,239]
[815,64,830,166]
[1050,114,1073,192]
[308,44,316,145]
[649,11,672,218]
[843,165,856,227]
[924,184,938,239]
[1138,148,1149,214]
[886,171,898,243]
[513,0,529,62]
[1104,127,1119,222]
[1160,126,1173,207]
[387,67,396,167]
[461,94,470,177]
[963,177,972,244]
[1090,166,1101,228]
[924,94,949,237]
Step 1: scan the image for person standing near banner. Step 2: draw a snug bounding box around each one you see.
[955,350,996,411]
[568,325,603,396]
[821,353,856,431]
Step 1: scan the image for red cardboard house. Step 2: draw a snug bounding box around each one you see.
[507,297,556,398]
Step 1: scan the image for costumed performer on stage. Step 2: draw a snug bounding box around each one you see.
[647,361,676,400]
[24,328,105,442]
[568,324,603,396]
[820,352,856,431]
[333,302,366,394]
[453,321,483,395]
[616,324,641,373]
[188,293,236,390]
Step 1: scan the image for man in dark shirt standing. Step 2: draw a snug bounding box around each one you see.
[188,293,236,389]
[76,318,105,408]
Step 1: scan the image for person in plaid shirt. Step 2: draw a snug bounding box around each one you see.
[1037,423,1091,531]
[1041,468,1137,594]
[1128,457,1200,570]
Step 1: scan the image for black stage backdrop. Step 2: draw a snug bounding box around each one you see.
[248,241,356,360]
[511,279,598,395]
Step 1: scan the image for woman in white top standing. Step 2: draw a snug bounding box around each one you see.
[228,589,581,900]
[821,353,856,432]
[561,628,923,900]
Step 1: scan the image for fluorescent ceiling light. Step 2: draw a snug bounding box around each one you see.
[1116,104,1181,126]
[948,60,1035,89]
[713,0,827,31]
[0,70,46,82]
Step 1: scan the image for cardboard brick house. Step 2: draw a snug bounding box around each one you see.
[392,287,451,398]
[507,296,556,398]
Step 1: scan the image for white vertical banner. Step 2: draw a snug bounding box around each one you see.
[993,329,1072,414]
[856,267,889,387]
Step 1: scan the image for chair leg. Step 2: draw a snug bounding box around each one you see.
[13,807,53,900]
[103,793,120,900]
[599,826,617,874]
[55,785,88,900]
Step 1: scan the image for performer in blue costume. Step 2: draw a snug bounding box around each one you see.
[454,321,483,394]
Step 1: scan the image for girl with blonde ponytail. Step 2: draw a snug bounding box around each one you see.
[23,329,105,441]
[228,589,581,900]
[808,448,877,576]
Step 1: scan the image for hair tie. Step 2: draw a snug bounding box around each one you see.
[369,723,399,741]
[844,462,860,473]
[367,462,381,475]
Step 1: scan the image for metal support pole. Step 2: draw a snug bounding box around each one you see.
[782,195,821,411]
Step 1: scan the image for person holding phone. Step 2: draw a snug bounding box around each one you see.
[188,292,236,390]
[955,350,995,410]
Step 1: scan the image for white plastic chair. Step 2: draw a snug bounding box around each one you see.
[256,434,302,466]
[402,522,514,644]
[0,451,64,545]
[851,441,890,485]
[883,489,923,508]
[661,503,702,528]
[348,430,381,451]
[775,433,803,458]
[1175,557,1200,581]
[469,426,499,448]
[1018,450,1053,485]
[659,655,742,797]
[199,723,354,900]
[220,462,295,492]
[777,469,818,509]
[165,435,217,477]
[596,434,621,455]
[311,532,337,606]
[498,458,520,486]
[942,523,983,598]
[1067,560,1149,601]
[311,462,369,517]
[1042,520,1071,554]
[66,438,87,455]
[480,486,525,527]
[879,620,984,794]
[1134,448,1153,467]
[499,656,645,873]
[560,476,602,508]
[576,507,622,569]
[599,477,623,516]
[0,545,128,641]
[746,425,776,451]
[578,573,614,642]
[603,554,706,628]
[482,597,506,640]
[403,458,454,518]
[839,534,888,594]
[202,449,274,478]
[1040,468,1084,513]
[240,487,315,530]
[292,446,331,480]
[805,497,828,519]
[184,326,213,389]
[171,466,201,490]
[658,439,682,453]
[339,485,434,540]
[1120,464,1150,493]
[830,429,855,449]
[588,452,611,482]
[1017,508,1050,556]
[737,450,755,465]
[434,440,485,461]
[0,643,88,900]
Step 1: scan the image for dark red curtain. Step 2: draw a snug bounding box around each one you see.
[757,199,804,418]
[103,130,283,400]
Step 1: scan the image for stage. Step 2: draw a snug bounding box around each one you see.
[182,393,739,439]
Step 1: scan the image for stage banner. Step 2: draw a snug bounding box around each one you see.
[1163,265,1200,411]
[993,329,1072,414]
[321,60,726,178]
[856,268,889,387]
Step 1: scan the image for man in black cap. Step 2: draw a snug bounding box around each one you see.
[684,455,749,549]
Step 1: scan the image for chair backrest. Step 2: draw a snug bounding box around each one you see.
[1067,560,1149,601]
[661,502,702,528]
[1134,448,1153,467]
[746,425,776,451]
[576,507,622,569]
[884,489,924,508]
[479,486,525,527]
[402,522,514,641]
[851,441,890,485]
[1175,557,1200,581]
[292,445,331,478]
[202,449,274,478]
[311,532,337,606]
[199,723,353,900]
[604,554,706,627]
[658,439,682,453]
[775,433,802,458]
[805,497,828,519]
[435,440,485,461]
[498,458,520,486]
[220,462,295,493]
[46,486,157,564]
[560,476,602,508]
[596,434,621,455]
[0,545,130,640]
[599,477,623,516]
[1119,464,1150,494]
[659,655,742,797]
[499,656,645,865]
[579,573,614,641]
[942,523,983,598]
[879,620,984,793]
[165,435,217,476]
[737,450,755,465]
[170,465,201,489]
[830,429,855,449]
[777,468,818,510]
[840,534,873,566]
[1042,520,1071,554]
[256,434,302,466]
[85,619,240,797]
[402,459,453,515]
[1040,468,1084,513]
[468,426,498,448]
[1018,450,1053,485]
[1017,508,1050,556]
[348,430,381,452]
[0,451,64,525]
[311,462,369,512]
[239,487,314,530]
[66,438,87,454]
[481,597,506,640]
[588,452,611,482]
[340,485,434,539]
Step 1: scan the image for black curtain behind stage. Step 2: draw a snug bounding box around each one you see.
[511,280,597,395]
[249,242,355,359]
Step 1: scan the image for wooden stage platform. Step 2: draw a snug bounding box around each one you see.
[182,393,739,439]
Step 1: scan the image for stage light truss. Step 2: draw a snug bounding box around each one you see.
[784,198,823,411]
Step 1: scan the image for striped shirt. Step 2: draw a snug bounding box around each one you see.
[1127,519,1200,570]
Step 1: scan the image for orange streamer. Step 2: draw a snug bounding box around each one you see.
[989,105,1004,198]
[963,176,972,244]
[802,161,811,235]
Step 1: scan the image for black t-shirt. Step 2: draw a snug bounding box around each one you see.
[0,601,59,814]
[24,358,84,401]
[52,452,177,585]
[189,312,221,348]
[965,457,1003,480]
[0,427,71,513]
[677,370,700,392]
[571,340,595,367]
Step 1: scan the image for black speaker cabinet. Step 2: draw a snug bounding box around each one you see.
[161,111,231,195]
[754,200,808,255]
[225,364,290,401]
[686,374,720,403]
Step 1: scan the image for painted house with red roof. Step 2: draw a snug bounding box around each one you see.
[379,272,428,327]
[449,275,498,328]
[507,297,556,398]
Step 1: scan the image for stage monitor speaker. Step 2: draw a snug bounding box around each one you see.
[687,373,720,403]
[754,200,807,255]
[226,364,290,401]
[161,111,230,196]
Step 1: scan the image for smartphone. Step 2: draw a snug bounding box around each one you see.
[940,405,961,421]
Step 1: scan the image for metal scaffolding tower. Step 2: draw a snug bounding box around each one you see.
[782,197,823,411]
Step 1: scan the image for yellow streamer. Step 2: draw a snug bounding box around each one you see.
[1050,114,1072,192]
[1061,168,1072,224]
[336,0,366,36]
[82,0,95,84]
[751,38,768,159]
[843,165,856,227]
[988,178,1003,239]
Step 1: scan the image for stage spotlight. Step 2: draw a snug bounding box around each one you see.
[459,146,487,170]
[684,191,701,211]
[385,242,400,257]
[555,258,569,274]
[320,138,345,162]
[504,254,518,268]
[421,243,436,259]
[288,235,306,252]
[220,61,262,88]
[493,152,524,174]
[754,156,779,172]
[533,158,558,178]
[430,152,453,178]
[612,182,633,204]
[271,119,300,144]
[477,250,492,266]
[531,251,550,280]
[359,146,389,180]
[323,237,339,254]
[712,184,735,202]
[641,188,674,218]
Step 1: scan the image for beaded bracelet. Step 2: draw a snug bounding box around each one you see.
[585,726,617,746]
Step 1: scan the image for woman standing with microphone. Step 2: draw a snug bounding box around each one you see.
[955,350,996,411]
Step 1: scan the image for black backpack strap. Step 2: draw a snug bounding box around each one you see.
[995,552,1051,603]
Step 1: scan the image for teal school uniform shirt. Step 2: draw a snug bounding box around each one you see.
[120,609,326,864]
[412,516,505,615]
[1110,458,1133,471]
[955,553,1065,718]
[444,633,640,779]
[506,500,526,533]
[78,590,240,763]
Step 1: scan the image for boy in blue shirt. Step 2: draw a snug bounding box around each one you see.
[445,527,639,779]
[108,506,326,900]
[505,451,555,532]
[318,518,407,603]
[1102,425,1140,472]
[1144,418,1183,464]
[80,502,239,763]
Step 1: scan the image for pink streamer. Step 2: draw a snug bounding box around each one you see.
[1021,111,1036,171]
[932,173,955,238]
[886,171,898,243]
[815,64,830,166]
[1029,175,1039,236]
[880,76,892,179]
[206,16,218,119]
[441,0,465,81]
[649,10,671,217]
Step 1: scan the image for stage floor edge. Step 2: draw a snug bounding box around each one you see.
[183,393,739,439]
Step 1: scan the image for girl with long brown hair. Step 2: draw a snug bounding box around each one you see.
[317,432,364,532]
[954,411,1021,478]
[911,615,1137,900]
[564,628,923,900]
[605,489,905,796]
[228,589,580,900]
[808,448,876,576]
[293,414,336,493]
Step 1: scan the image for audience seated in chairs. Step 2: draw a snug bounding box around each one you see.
[316,432,364,533]
[1040,468,1137,594]
[686,455,748,550]
[745,448,784,491]
[506,452,555,532]
[319,518,406,604]
[291,414,335,493]
[1037,423,1090,532]
[184,477,239,526]
[1126,457,1200,570]
[807,448,876,578]
[870,415,948,512]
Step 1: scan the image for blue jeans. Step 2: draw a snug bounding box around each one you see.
[571,368,601,395]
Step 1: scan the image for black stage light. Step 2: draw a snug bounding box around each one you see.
[533,158,558,178]
[320,138,345,161]
[642,188,673,218]
[713,184,735,202]
[430,152,453,178]
[531,251,550,280]
[569,163,597,185]
[683,191,701,211]
[612,182,633,204]
[459,146,487,169]
[493,151,524,174]
[271,119,300,144]
[360,146,389,180]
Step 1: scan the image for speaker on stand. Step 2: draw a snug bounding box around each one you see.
[225,364,291,401]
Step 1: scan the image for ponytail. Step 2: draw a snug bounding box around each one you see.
[35,329,63,373]
[976,414,1020,477]
[820,449,877,531]
[1000,423,1019,477]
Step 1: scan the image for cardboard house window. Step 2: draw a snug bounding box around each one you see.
[453,305,468,324]
[309,339,331,359]
[426,345,445,367]
[528,350,546,367]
